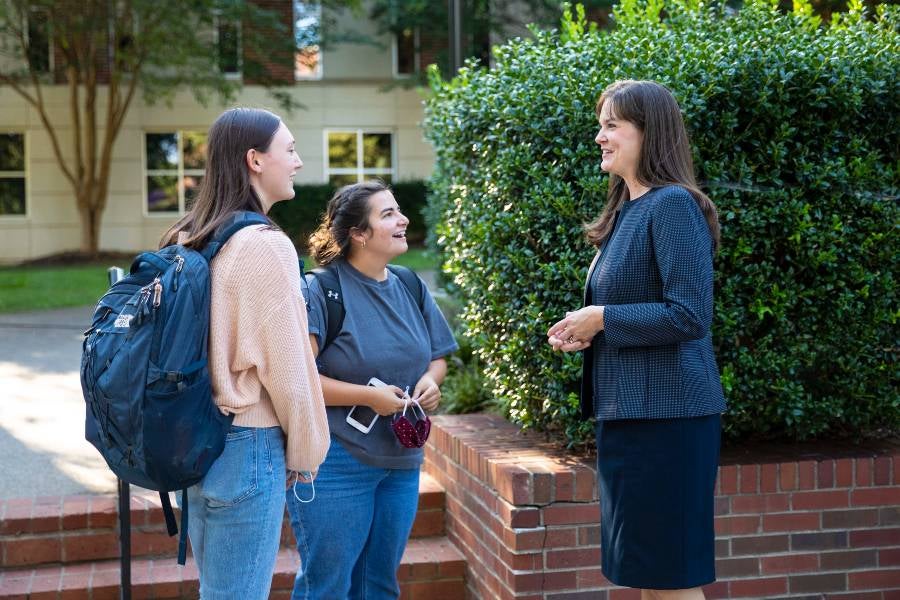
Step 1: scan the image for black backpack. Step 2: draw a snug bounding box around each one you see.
[303,263,425,353]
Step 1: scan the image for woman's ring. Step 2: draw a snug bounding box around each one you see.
[566,336,576,344]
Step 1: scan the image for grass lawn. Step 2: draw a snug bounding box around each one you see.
[0,247,440,314]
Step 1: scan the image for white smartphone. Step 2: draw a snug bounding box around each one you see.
[346,377,387,434]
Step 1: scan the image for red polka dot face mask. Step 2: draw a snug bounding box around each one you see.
[391,399,431,448]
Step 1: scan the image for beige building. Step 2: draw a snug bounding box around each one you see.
[0,3,435,263]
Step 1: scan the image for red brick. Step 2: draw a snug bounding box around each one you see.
[573,465,596,502]
[719,465,738,495]
[62,533,120,562]
[823,508,880,529]
[714,496,730,516]
[819,460,836,488]
[732,493,790,514]
[798,461,817,489]
[609,589,641,600]
[545,547,601,569]
[875,457,892,485]
[793,490,851,511]
[544,527,578,548]
[790,572,847,593]
[895,455,900,485]
[576,566,606,589]
[88,496,118,528]
[850,528,900,547]
[61,497,91,530]
[792,531,848,551]
[857,458,874,487]
[715,515,760,536]
[882,506,900,526]
[553,470,574,502]
[826,592,885,600]
[715,538,730,558]
[715,556,759,577]
[730,576,787,597]
[760,463,778,493]
[836,458,855,487]
[780,462,798,491]
[763,512,821,532]
[494,463,532,505]
[542,503,600,526]
[761,552,819,574]
[881,548,900,567]
[3,536,62,567]
[547,592,605,600]
[731,534,790,555]
[853,487,900,507]
[703,580,729,599]
[739,464,759,494]
[849,569,900,591]
[821,549,879,570]
[578,525,600,546]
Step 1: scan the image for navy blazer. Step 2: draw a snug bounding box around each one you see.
[580,185,726,421]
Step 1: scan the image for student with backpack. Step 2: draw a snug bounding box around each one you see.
[157,108,329,598]
[286,180,457,599]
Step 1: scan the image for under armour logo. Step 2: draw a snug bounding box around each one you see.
[327,290,339,300]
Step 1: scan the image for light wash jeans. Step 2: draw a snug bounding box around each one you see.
[286,437,420,600]
[185,425,287,600]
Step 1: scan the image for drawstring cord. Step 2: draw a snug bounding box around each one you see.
[291,471,316,503]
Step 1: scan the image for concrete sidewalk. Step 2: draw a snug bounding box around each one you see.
[0,270,440,500]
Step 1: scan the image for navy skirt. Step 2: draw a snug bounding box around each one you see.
[596,414,721,590]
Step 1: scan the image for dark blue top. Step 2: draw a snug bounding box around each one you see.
[580,185,726,420]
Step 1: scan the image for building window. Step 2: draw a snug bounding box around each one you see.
[0,134,26,216]
[144,131,207,214]
[27,8,51,74]
[325,130,393,188]
[216,16,241,76]
[393,28,419,78]
[294,1,322,80]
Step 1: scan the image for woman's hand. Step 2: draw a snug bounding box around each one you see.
[547,306,604,352]
[368,385,408,416]
[413,373,441,411]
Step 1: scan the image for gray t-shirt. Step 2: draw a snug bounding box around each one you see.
[305,258,458,469]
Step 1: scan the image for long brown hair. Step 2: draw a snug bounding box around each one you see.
[159,108,281,249]
[308,180,390,265]
[585,80,720,250]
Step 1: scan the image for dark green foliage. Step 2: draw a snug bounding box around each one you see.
[269,180,429,251]
[424,0,899,446]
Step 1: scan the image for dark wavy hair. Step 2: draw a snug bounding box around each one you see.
[159,108,281,249]
[585,80,720,250]
[308,180,390,265]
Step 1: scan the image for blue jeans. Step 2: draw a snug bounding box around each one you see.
[185,425,287,600]
[286,438,420,600]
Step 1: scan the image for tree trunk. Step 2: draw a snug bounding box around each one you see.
[77,195,102,256]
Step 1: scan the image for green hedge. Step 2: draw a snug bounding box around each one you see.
[270,180,429,250]
[424,0,899,446]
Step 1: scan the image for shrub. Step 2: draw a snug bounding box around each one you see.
[424,0,899,446]
[270,180,429,251]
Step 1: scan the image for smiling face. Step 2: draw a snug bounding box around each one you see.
[353,190,409,260]
[250,121,303,211]
[595,100,643,183]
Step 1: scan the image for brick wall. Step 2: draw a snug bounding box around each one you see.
[423,414,900,600]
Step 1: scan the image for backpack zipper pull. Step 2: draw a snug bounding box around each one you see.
[173,255,184,291]
[152,278,162,308]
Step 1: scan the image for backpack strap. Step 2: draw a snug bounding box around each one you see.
[387,264,426,313]
[307,266,344,353]
[201,211,271,262]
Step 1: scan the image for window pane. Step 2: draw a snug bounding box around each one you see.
[183,132,208,170]
[218,21,240,74]
[396,29,415,75]
[27,9,50,73]
[183,175,203,211]
[362,133,391,169]
[328,174,358,189]
[0,134,25,171]
[147,175,178,212]
[0,179,25,215]
[328,132,357,168]
[146,134,178,170]
[295,1,321,78]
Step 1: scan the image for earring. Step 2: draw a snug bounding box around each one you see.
[362,240,367,248]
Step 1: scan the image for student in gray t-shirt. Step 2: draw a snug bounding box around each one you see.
[285,180,457,600]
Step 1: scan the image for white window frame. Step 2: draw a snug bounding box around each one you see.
[0,131,28,220]
[213,12,242,79]
[26,7,53,75]
[323,129,396,185]
[294,1,323,81]
[392,28,420,79]
[142,131,206,217]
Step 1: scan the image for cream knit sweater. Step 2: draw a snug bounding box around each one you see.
[207,224,329,472]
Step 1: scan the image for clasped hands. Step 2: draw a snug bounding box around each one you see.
[547,305,605,352]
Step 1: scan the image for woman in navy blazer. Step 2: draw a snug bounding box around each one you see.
[548,80,726,599]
